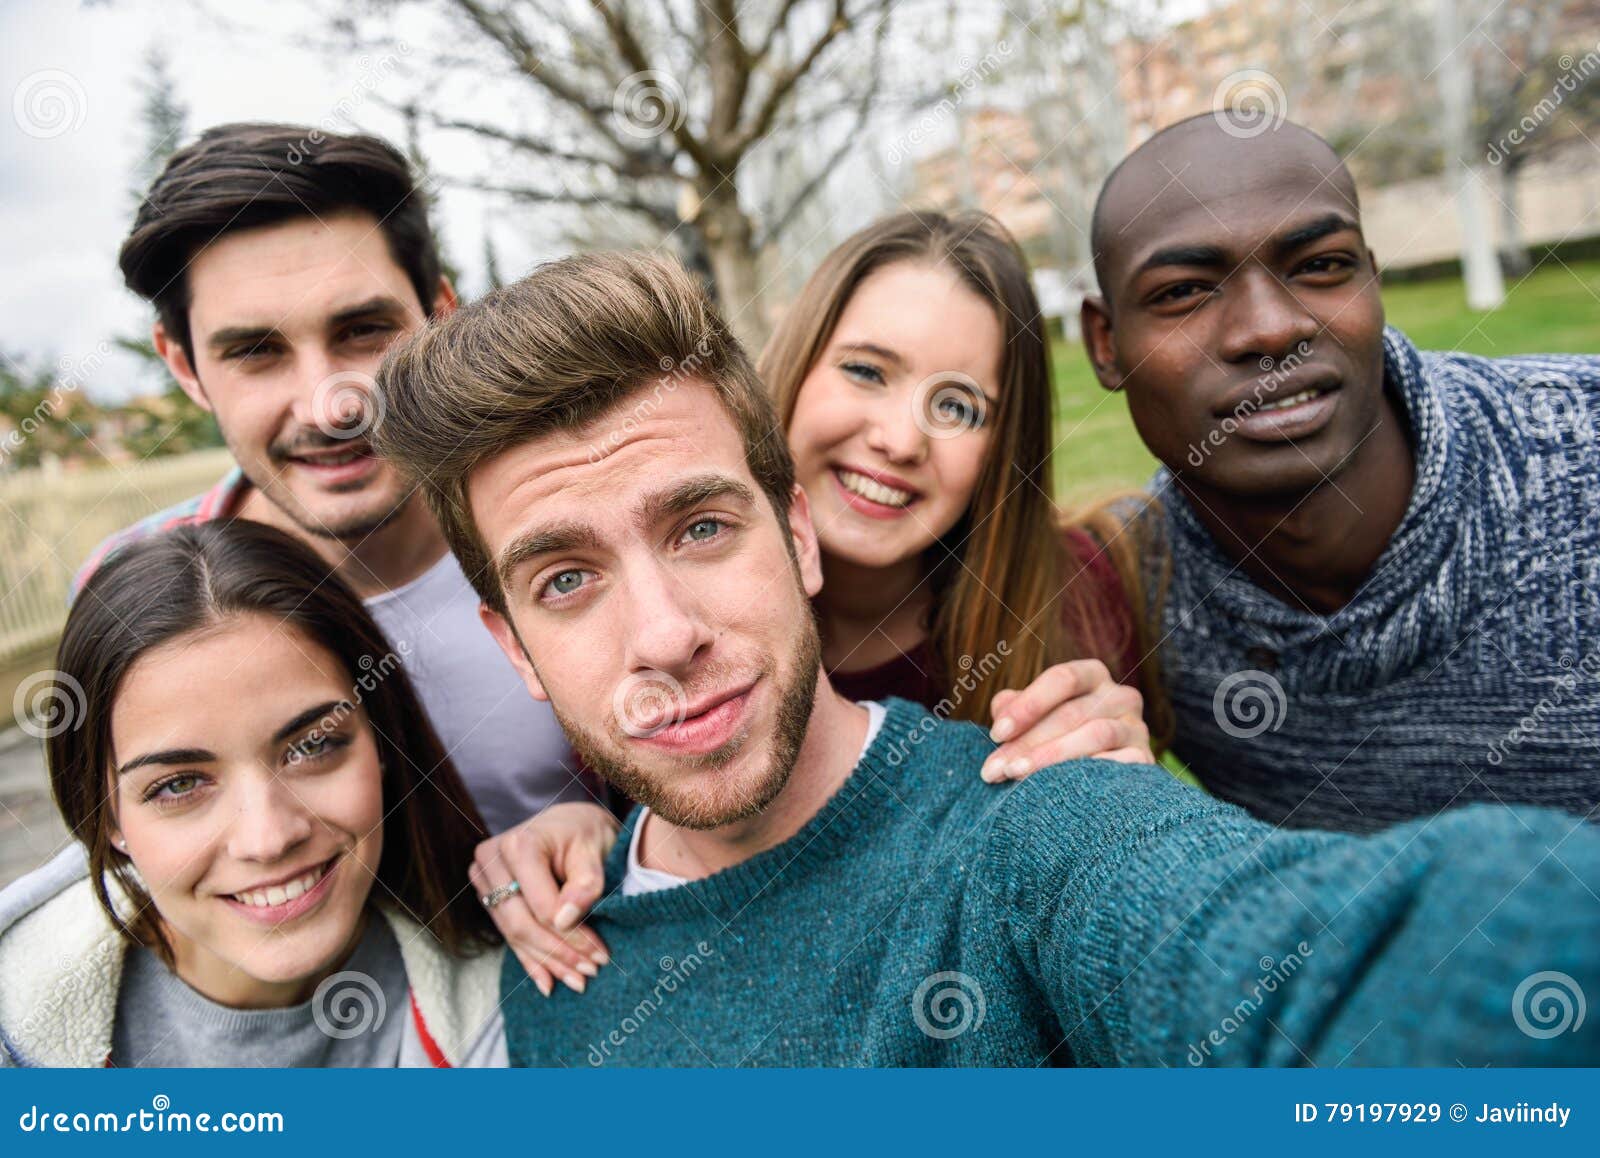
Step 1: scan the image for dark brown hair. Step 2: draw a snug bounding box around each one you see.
[760,209,1171,739]
[119,122,443,360]
[49,520,498,961]
[374,251,795,615]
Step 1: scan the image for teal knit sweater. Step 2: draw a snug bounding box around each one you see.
[503,698,1600,1066]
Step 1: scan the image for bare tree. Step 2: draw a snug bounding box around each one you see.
[332,0,920,348]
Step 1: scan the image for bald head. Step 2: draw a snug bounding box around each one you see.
[1090,114,1360,298]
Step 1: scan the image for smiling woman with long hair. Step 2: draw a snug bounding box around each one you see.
[0,520,504,1067]
[760,209,1171,759]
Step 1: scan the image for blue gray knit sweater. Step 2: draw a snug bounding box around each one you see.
[1157,327,1600,832]
[502,697,1600,1066]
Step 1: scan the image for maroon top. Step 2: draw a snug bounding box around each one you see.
[827,527,1140,709]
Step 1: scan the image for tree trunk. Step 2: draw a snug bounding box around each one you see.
[699,184,769,355]
[1497,158,1534,276]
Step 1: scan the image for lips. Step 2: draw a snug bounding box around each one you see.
[281,443,381,485]
[1214,369,1343,444]
[830,465,923,520]
[219,855,341,925]
[633,680,758,757]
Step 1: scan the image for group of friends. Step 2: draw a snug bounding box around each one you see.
[1,109,1598,1068]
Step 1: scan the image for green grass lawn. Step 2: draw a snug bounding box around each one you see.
[1051,259,1600,502]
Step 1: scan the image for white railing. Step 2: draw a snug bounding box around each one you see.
[0,450,235,664]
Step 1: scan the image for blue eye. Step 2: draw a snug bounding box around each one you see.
[841,361,885,385]
[683,518,722,543]
[543,569,588,600]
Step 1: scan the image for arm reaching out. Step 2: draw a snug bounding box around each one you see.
[988,762,1600,1065]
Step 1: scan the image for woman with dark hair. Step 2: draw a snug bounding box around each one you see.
[0,520,506,1067]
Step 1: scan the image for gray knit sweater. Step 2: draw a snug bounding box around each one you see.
[1157,327,1600,831]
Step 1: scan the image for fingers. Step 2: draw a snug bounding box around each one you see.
[984,714,1154,782]
[988,660,1113,743]
[982,679,1144,780]
[473,838,598,995]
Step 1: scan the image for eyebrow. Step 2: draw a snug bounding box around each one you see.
[832,341,906,368]
[1274,213,1361,253]
[494,474,757,584]
[1132,213,1363,281]
[115,699,348,776]
[204,296,408,352]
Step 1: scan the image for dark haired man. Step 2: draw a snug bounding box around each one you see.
[1082,113,1600,832]
[372,250,1600,1067]
[72,123,602,994]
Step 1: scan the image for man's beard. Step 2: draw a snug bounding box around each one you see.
[235,428,411,544]
[555,616,822,831]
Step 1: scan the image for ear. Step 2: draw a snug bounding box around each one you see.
[429,276,459,320]
[1080,296,1124,393]
[480,603,548,702]
[152,321,211,412]
[786,483,824,599]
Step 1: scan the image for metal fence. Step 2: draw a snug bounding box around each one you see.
[0,450,234,665]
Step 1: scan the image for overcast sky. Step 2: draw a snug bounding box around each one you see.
[3,0,1215,403]
[1,0,528,401]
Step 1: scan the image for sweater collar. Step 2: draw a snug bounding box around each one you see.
[594,697,926,924]
[1162,326,1482,656]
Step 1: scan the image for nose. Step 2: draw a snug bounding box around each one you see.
[292,355,376,438]
[1216,269,1321,366]
[622,555,715,679]
[864,388,930,465]
[225,769,315,864]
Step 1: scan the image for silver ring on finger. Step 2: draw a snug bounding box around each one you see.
[481,879,523,909]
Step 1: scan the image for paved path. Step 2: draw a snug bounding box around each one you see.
[0,729,68,891]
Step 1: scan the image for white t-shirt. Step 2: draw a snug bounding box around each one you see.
[622,700,886,896]
[364,551,584,835]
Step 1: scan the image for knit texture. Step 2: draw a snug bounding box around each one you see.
[1157,327,1600,831]
[501,697,1600,1067]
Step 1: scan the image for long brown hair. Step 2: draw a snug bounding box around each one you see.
[49,519,499,962]
[759,210,1169,738]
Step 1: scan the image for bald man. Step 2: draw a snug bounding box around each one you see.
[1082,112,1600,832]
